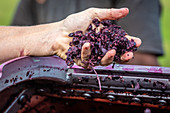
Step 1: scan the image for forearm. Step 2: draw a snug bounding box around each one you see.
[0,26,25,63]
[0,22,63,63]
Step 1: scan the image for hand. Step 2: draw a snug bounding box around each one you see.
[51,8,141,67]
[0,8,141,65]
[22,8,141,68]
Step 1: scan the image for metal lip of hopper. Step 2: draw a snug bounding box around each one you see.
[0,56,170,112]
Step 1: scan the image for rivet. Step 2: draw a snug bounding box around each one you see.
[158,100,167,105]
[18,94,28,104]
[107,95,115,101]
[132,97,141,103]
[83,93,91,98]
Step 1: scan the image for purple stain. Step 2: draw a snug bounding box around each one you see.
[26,71,30,77]
[156,81,165,86]
[156,81,166,89]
[144,79,149,82]
[47,69,51,72]
[134,82,140,92]
[136,79,140,82]
[29,74,33,78]
[122,67,134,71]
[82,76,89,82]
[68,73,72,76]
[10,78,14,83]
[14,77,17,82]
[149,67,163,73]
[153,82,157,87]
[4,79,9,84]
[20,77,23,80]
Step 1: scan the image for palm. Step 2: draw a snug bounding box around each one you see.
[55,10,94,60]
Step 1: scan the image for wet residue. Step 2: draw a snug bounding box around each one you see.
[26,71,34,79]
[42,66,67,72]
[5,75,19,85]
[148,67,163,73]
[4,79,9,83]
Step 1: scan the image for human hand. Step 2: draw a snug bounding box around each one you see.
[23,8,141,68]
[51,8,141,67]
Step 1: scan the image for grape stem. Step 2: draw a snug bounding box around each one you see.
[92,67,101,91]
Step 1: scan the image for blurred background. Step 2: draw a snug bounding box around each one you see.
[0,0,169,67]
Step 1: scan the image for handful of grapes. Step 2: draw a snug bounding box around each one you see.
[66,18,137,68]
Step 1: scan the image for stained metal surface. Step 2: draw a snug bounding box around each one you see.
[0,56,170,112]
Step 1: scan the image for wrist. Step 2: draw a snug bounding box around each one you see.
[22,21,64,57]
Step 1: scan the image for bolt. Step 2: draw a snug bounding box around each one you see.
[132,97,141,103]
[37,88,49,94]
[18,94,28,104]
[4,79,9,84]
[61,90,67,94]
[83,93,91,99]
[107,95,115,101]
[39,89,45,92]
[158,100,167,106]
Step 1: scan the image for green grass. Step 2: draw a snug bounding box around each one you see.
[0,0,19,25]
[0,0,170,67]
[158,0,170,67]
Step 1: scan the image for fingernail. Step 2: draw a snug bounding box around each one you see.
[84,46,89,50]
[134,38,142,47]
[84,43,90,50]
[108,50,116,58]
[108,54,114,58]
[121,8,129,11]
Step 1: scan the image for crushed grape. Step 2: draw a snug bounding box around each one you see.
[66,18,137,67]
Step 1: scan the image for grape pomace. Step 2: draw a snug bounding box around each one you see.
[66,18,137,68]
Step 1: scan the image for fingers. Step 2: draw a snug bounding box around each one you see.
[120,52,133,61]
[125,35,142,47]
[100,49,116,66]
[86,8,129,21]
[81,42,91,61]
[73,42,91,68]
[119,35,141,62]
[80,43,134,66]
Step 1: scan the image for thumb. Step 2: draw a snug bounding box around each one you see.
[85,7,129,21]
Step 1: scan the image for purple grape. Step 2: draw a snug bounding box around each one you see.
[66,18,137,68]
